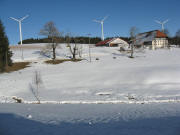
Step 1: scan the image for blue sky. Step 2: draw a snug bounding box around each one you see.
[0,0,180,45]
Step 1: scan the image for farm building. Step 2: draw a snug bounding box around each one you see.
[96,38,129,47]
[134,30,168,50]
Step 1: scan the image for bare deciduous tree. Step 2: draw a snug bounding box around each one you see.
[29,71,43,104]
[40,21,61,60]
[69,39,79,60]
[65,33,80,60]
[129,26,139,58]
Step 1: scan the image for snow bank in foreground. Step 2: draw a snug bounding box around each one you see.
[0,103,180,135]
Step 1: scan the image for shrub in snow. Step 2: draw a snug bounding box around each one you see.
[27,114,32,119]
[128,56,134,58]
[12,96,23,103]
[127,93,136,100]
[96,58,99,60]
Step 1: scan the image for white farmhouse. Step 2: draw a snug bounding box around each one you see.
[134,30,168,50]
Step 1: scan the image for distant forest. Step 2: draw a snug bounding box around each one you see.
[18,36,130,44]
[19,37,101,44]
[18,36,180,46]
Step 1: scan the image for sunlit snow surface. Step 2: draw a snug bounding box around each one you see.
[1,44,180,135]
[0,44,180,103]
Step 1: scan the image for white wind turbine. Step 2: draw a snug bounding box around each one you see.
[10,15,29,60]
[155,19,169,32]
[10,15,29,45]
[93,16,108,41]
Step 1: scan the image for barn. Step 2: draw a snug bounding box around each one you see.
[134,30,168,50]
[96,38,129,47]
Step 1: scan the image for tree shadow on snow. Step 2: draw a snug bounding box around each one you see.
[33,50,51,58]
[112,52,128,57]
[0,113,180,135]
[33,50,70,59]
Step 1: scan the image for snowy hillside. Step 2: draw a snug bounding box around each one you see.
[0,44,180,104]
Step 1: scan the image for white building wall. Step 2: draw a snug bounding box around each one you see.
[152,38,168,50]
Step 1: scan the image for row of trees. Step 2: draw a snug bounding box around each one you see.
[18,36,102,45]
[19,36,131,45]
[0,20,12,72]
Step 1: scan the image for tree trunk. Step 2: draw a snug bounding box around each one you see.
[73,47,76,60]
[131,44,133,57]
[52,45,56,60]
[5,51,8,67]
[51,38,56,60]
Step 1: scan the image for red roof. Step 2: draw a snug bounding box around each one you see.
[156,30,167,38]
[96,39,112,46]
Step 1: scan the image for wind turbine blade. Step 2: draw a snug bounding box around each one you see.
[155,20,162,24]
[10,17,19,22]
[20,15,29,21]
[102,15,109,21]
[163,19,169,24]
[93,20,101,23]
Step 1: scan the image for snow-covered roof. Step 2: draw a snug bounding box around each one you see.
[96,38,128,46]
[108,38,129,45]
[96,39,112,46]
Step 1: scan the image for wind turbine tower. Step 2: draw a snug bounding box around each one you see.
[10,15,29,45]
[93,16,108,41]
[155,19,169,32]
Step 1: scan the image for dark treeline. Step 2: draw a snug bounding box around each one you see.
[19,37,102,44]
[19,36,131,44]
[168,37,180,47]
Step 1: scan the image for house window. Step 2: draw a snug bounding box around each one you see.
[144,41,152,45]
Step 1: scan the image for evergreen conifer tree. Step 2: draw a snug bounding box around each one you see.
[0,20,12,72]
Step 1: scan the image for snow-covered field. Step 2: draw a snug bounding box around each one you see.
[0,44,180,103]
[1,44,180,134]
